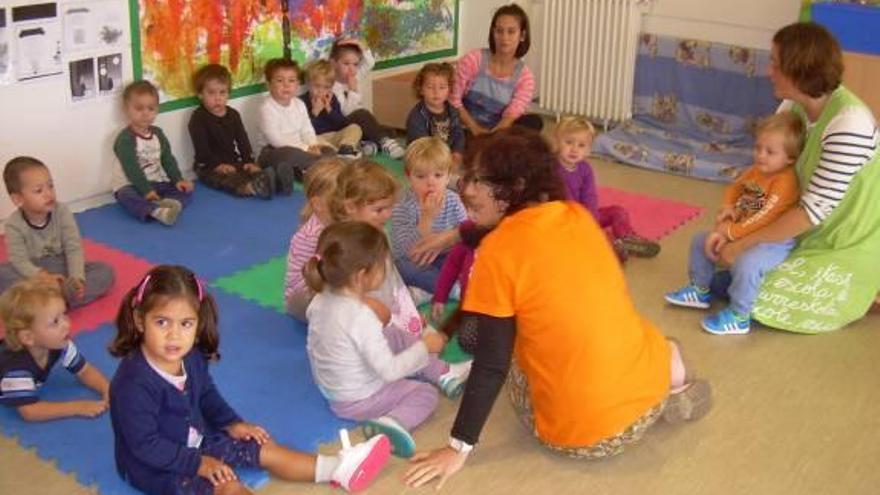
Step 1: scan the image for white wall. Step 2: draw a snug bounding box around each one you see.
[641,0,801,49]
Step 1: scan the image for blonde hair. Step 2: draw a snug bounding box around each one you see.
[306,59,335,86]
[330,160,399,221]
[404,137,453,175]
[756,111,806,161]
[0,277,64,351]
[300,158,345,222]
[302,221,389,293]
[555,116,596,139]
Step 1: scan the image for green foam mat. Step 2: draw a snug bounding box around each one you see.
[418,300,473,364]
[213,256,288,313]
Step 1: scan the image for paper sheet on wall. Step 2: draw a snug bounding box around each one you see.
[63,0,127,54]
[0,8,12,86]
[13,2,63,81]
[67,51,123,104]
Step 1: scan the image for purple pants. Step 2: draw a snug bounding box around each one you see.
[598,205,636,240]
[330,327,448,430]
[114,182,193,222]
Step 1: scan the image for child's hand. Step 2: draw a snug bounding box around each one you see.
[198,455,238,486]
[74,399,108,418]
[704,232,728,262]
[226,422,271,445]
[422,330,448,354]
[216,163,236,175]
[144,190,161,202]
[176,180,195,192]
[310,92,326,115]
[363,296,391,326]
[419,191,443,220]
[716,206,736,224]
[243,163,261,173]
[70,278,85,300]
[307,144,324,155]
[431,302,446,324]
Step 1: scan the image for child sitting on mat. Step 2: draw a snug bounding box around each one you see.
[305,222,470,459]
[108,265,390,495]
[0,277,110,421]
[665,112,804,335]
[284,158,345,321]
[554,116,659,262]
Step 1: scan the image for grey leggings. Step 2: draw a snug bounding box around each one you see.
[0,256,115,307]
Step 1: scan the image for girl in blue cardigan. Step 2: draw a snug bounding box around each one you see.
[108,265,390,495]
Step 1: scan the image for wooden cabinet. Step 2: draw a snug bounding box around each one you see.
[843,51,880,119]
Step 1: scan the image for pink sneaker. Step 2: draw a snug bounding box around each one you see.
[330,429,391,492]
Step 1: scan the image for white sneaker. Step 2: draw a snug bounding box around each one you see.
[330,429,391,493]
[438,360,472,399]
[380,137,406,159]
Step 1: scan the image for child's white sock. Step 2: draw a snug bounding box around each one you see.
[314,454,340,483]
[443,360,472,380]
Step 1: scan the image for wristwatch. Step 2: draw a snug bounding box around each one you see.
[448,437,474,453]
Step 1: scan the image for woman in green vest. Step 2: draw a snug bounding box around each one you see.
[718,22,879,333]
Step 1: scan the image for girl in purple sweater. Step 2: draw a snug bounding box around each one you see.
[554,116,660,261]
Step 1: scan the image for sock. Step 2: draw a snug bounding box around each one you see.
[314,454,340,483]
[731,310,749,321]
[441,360,472,381]
[693,285,710,294]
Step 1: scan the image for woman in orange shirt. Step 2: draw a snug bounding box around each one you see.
[404,128,712,489]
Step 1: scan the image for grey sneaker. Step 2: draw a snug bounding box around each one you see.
[380,138,405,159]
[151,198,182,226]
[360,140,379,156]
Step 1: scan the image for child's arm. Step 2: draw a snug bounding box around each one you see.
[4,220,42,278]
[230,109,256,165]
[406,104,431,144]
[390,195,425,260]
[449,107,467,155]
[113,130,155,196]
[57,205,86,287]
[725,171,800,241]
[196,355,244,430]
[16,399,107,422]
[156,128,191,192]
[579,162,600,218]
[362,295,391,327]
[355,311,432,382]
[433,244,467,306]
[187,110,224,169]
[76,362,110,400]
[298,101,320,149]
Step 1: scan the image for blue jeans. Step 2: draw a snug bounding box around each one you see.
[395,253,447,293]
[114,181,193,222]
[689,230,794,315]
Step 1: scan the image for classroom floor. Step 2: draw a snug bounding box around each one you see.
[2,157,878,495]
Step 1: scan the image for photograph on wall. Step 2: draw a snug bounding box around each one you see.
[0,8,11,86]
[131,0,459,111]
[63,0,127,54]
[68,55,95,101]
[97,52,122,95]
[13,2,63,81]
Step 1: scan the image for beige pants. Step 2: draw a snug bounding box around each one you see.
[318,123,362,149]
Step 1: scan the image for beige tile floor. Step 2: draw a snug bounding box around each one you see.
[2,157,878,495]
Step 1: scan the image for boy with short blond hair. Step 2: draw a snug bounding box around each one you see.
[302,60,362,159]
[188,63,275,198]
[0,277,110,421]
[0,156,114,306]
[391,137,467,292]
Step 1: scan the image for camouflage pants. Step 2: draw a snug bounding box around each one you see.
[507,362,666,459]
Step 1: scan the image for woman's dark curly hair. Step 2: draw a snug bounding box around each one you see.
[462,127,566,216]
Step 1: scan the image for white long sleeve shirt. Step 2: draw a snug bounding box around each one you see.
[258,96,318,150]
[332,49,376,116]
[306,291,428,403]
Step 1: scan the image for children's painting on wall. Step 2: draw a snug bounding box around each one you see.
[132,0,459,111]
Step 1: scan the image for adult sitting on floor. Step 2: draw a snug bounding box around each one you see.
[403,128,711,489]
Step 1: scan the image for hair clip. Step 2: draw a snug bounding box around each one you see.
[315,254,323,262]
[193,275,204,302]
[132,274,151,308]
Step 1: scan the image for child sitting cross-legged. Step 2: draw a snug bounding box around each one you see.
[302,60,363,159]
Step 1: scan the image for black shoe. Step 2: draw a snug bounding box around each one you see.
[275,163,296,196]
[337,145,361,159]
[252,168,274,199]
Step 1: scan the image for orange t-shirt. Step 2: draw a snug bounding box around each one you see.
[722,165,800,240]
[463,201,670,447]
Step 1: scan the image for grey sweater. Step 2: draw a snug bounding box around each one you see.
[3,203,86,281]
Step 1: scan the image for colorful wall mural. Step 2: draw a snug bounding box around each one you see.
[131,0,459,111]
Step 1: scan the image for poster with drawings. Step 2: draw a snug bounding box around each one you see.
[68,55,94,100]
[63,0,126,54]
[0,8,11,85]
[66,51,123,103]
[13,2,63,81]
[97,52,122,95]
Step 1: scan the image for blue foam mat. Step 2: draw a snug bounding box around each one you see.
[75,187,305,281]
[0,290,350,494]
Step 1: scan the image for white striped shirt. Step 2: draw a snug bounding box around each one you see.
[780,102,879,225]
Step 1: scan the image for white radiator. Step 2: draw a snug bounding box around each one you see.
[539,0,650,123]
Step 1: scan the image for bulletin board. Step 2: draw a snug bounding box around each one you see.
[129,0,459,112]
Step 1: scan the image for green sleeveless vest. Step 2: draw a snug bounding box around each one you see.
[753,87,880,333]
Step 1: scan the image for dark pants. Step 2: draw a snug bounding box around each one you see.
[347,108,393,142]
[194,162,260,196]
[257,146,319,183]
[0,256,115,307]
[513,113,544,131]
[114,182,193,222]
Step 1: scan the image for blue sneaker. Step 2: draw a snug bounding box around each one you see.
[665,284,711,309]
[362,417,416,458]
[701,308,751,335]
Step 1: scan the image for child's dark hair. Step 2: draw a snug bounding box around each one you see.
[122,80,159,103]
[329,39,363,61]
[193,63,232,94]
[303,221,389,293]
[110,265,220,360]
[412,62,455,99]
[489,3,531,58]
[264,58,301,82]
[3,156,47,195]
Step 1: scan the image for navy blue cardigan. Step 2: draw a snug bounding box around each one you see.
[405,101,466,154]
[110,348,241,494]
[301,91,350,135]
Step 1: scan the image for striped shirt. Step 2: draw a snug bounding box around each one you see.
[284,214,326,299]
[391,188,467,259]
[1,340,86,407]
[780,102,880,225]
[451,49,535,121]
